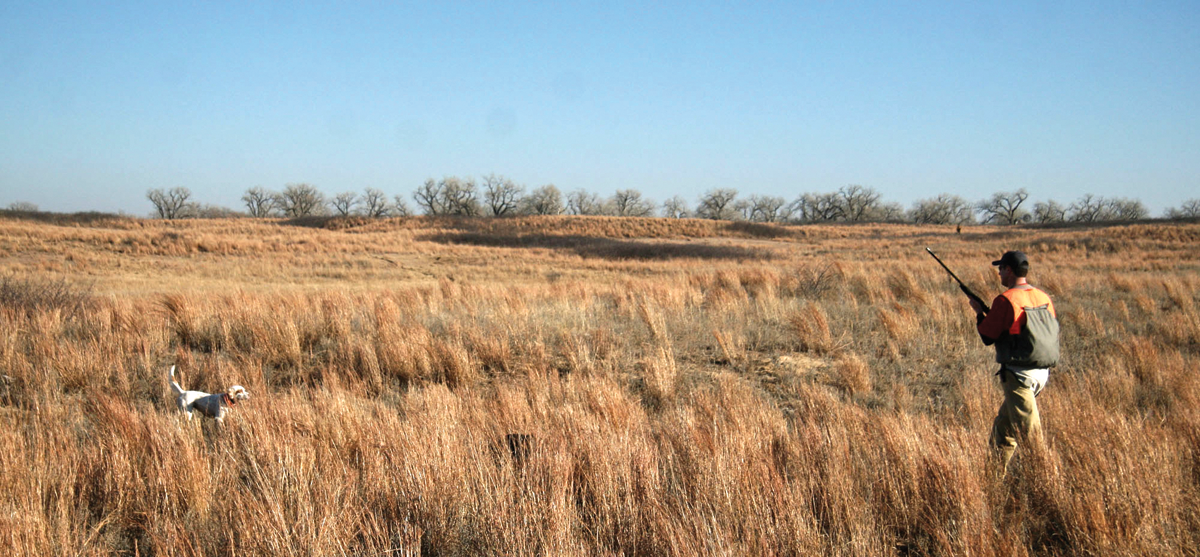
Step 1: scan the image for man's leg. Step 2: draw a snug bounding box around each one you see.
[990,374,1041,473]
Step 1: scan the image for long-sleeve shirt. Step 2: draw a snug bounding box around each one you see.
[976,293,1016,345]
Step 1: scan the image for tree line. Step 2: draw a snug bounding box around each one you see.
[142,179,1200,225]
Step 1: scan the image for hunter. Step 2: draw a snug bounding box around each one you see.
[970,250,1060,472]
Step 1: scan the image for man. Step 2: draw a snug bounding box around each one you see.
[970,250,1060,472]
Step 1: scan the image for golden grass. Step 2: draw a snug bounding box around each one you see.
[2,215,1199,555]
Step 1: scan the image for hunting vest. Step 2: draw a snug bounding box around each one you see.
[995,287,1060,368]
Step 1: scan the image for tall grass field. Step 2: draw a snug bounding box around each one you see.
[1,214,1198,555]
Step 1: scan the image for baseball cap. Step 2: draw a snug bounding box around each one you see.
[991,250,1029,271]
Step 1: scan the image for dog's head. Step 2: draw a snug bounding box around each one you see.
[228,385,250,402]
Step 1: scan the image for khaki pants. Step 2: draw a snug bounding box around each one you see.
[990,373,1042,471]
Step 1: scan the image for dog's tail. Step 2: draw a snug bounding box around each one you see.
[169,365,184,396]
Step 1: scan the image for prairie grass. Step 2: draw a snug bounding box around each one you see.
[1,215,1199,555]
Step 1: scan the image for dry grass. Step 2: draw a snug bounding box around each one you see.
[2,215,1199,555]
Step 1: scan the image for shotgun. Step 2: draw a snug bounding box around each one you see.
[926,247,989,314]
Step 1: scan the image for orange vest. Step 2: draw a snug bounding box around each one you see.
[1000,287,1055,335]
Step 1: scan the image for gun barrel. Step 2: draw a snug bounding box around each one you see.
[926,247,990,314]
[926,248,965,285]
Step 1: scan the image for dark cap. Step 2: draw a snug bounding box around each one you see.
[991,250,1029,271]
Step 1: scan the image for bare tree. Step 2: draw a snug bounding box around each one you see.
[391,195,413,217]
[147,187,192,219]
[1067,195,1146,222]
[748,195,787,222]
[181,202,202,218]
[1165,198,1200,219]
[442,177,481,216]
[695,188,739,220]
[816,192,845,221]
[786,186,894,222]
[908,194,975,225]
[191,204,240,218]
[522,184,564,215]
[1032,200,1068,223]
[413,178,447,216]
[1068,194,1106,223]
[566,189,604,215]
[242,186,276,217]
[661,196,690,218]
[876,202,905,222]
[977,188,1030,225]
[1108,198,1147,219]
[793,192,844,222]
[275,183,326,217]
[783,198,805,222]
[610,189,655,217]
[1108,196,1147,220]
[732,199,753,220]
[332,192,359,216]
[360,188,390,217]
[6,201,38,212]
[837,185,882,222]
[777,202,799,222]
[483,174,524,216]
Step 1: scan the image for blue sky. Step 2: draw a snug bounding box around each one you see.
[2,1,1197,215]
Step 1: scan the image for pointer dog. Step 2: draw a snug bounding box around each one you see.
[169,365,250,423]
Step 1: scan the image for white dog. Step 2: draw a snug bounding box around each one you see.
[168,365,250,423]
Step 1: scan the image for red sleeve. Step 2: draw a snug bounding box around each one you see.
[977,294,1013,340]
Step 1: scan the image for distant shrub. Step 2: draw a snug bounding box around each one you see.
[7,201,38,212]
[0,209,127,226]
[0,275,93,319]
[782,263,838,299]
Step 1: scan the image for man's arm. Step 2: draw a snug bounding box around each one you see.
[976,295,1013,346]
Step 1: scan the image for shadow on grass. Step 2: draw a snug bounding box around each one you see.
[420,232,774,261]
[280,215,374,229]
[721,220,795,239]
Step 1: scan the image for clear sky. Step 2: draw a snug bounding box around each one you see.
[2,1,1197,215]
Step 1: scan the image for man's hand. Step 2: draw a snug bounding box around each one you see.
[969,298,985,315]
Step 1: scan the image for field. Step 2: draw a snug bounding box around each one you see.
[1,213,1199,556]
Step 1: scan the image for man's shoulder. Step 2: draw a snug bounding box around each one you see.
[1002,285,1055,314]
[1004,284,1051,297]
[1025,285,1053,301]
[986,293,1016,319]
